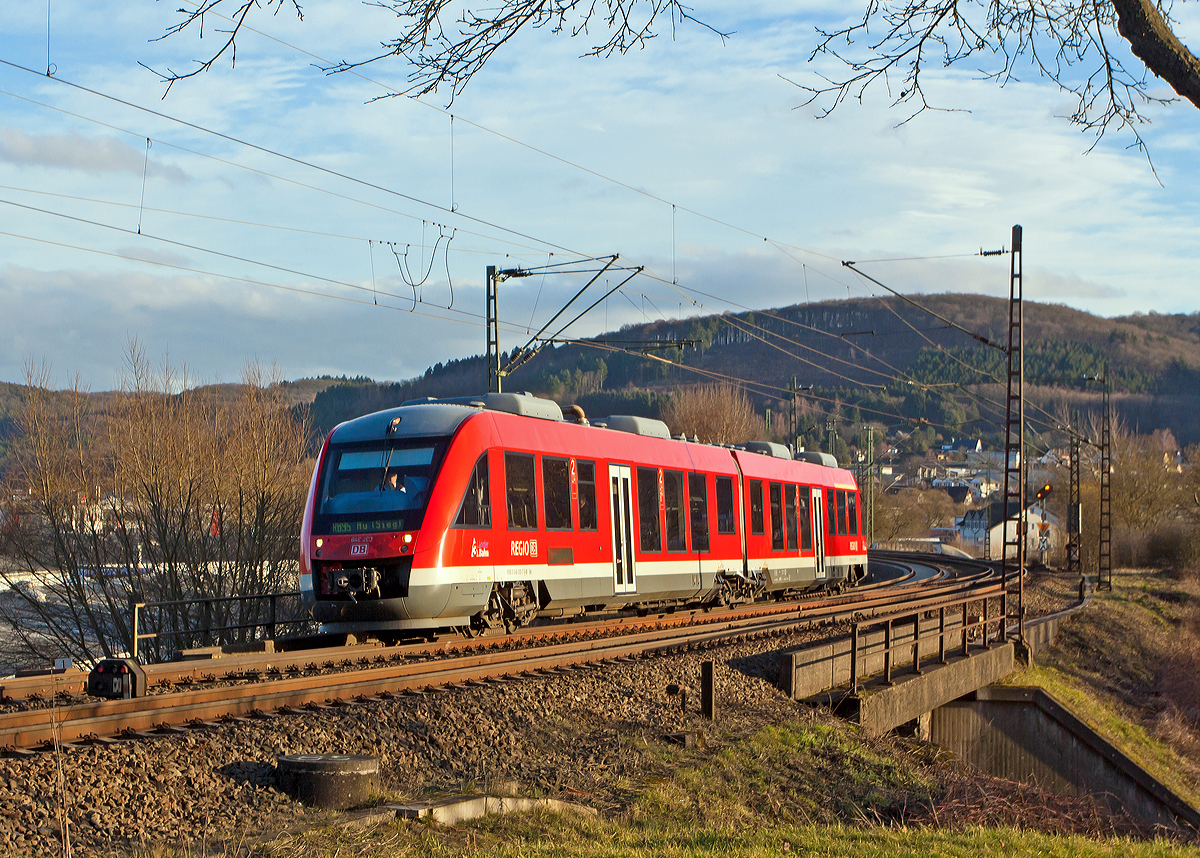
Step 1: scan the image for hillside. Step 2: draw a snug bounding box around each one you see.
[304,294,1200,449]
[2,295,1197,461]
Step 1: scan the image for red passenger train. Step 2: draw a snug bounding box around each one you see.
[299,393,867,636]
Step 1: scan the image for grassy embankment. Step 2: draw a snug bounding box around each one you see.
[1005,567,1200,811]
[228,716,1194,857]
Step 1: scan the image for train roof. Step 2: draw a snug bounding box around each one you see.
[329,402,479,444]
[331,393,856,486]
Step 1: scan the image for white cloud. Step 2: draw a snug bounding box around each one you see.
[0,127,189,181]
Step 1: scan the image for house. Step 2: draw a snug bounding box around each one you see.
[956,501,1062,561]
[941,438,984,454]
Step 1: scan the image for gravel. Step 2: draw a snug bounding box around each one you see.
[0,626,820,856]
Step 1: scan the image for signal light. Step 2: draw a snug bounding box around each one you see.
[1036,483,1052,500]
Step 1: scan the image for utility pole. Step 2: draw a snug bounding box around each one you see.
[1099,364,1112,591]
[1067,425,1082,577]
[790,376,799,446]
[1001,224,1025,643]
[486,265,501,393]
[857,425,876,546]
[786,378,811,453]
[827,421,837,464]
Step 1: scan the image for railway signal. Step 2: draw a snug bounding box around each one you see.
[1035,483,1052,500]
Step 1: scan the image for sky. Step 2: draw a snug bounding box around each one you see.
[0,1,1197,391]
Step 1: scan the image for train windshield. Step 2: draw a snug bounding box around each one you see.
[314,439,446,534]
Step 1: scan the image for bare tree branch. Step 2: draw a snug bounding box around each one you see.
[152,1,1199,147]
[1113,0,1200,108]
[786,1,1190,153]
[157,1,727,102]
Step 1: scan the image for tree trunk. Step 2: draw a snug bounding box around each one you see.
[1112,0,1200,108]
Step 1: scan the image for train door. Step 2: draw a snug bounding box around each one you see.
[811,487,826,579]
[609,464,636,594]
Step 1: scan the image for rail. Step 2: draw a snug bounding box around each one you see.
[849,588,1006,693]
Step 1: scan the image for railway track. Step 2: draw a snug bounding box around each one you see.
[0,551,1001,754]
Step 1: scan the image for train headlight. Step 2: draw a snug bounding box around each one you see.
[316,538,323,548]
[403,534,413,544]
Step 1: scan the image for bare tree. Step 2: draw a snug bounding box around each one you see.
[155,1,1198,144]
[0,345,312,668]
[660,383,766,445]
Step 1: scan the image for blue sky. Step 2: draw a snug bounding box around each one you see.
[0,2,1197,390]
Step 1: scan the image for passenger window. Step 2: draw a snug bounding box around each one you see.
[664,470,687,552]
[827,491,836,537]
[715,476,735,535]
[749,480,764,535]
[848,492,859,537]
[542,457,572,530]
[784,484,798,552]
[837,490,848,536]
[798,487,813,552]
[770,482,784,551]
[577,460,598,531]
[505,452,538,530]
[454,453,491,528]
[637,467,662,553]
[689,473,710,553]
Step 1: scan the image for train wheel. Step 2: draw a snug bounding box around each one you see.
[476,581,540,635]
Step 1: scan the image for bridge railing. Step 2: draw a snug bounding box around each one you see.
[849,589,1008,693]
[131,591,307,661]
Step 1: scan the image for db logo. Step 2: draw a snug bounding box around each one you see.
[350,544,369,556]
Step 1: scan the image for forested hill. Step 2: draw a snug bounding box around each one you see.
[2,295,1197,461]
[304,294,1200,449]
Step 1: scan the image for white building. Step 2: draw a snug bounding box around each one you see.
[957,501,1062,561]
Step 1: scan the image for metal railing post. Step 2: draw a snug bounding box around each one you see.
[268,593,278,640]
[983,596,990,647]
[131,601,145,661]
[962,601,969,656]
[202,599,212,647]
[850,624,860,693]
[884,618,893,684]
[911,613,921,676]
[939,606,946,664]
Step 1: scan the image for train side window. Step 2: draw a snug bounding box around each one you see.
[827,490,836,537]
[769,482,784,551]
[636,467,662,553]
[664,470,687,552]
[505,452,538,530]
[848,492,859,537]
[837,490,848,536]
[798,487,813,552]
[453,452,491,528]
[784,484,798,551]
[577,460,598,531]
[542,457,572,530]
[715,476,735,535]
[689,473,710,552]
[749,480,764,535]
